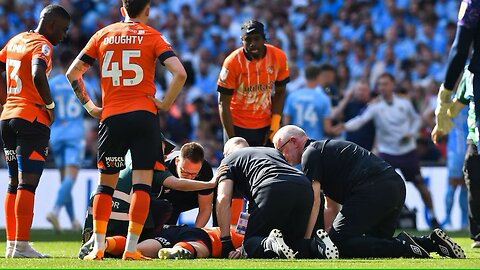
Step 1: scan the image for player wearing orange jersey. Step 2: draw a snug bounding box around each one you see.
[96,226,245,259]
[0,5,70,258]
[215,20,289,229]
[66,0,186,261]
[217,20,289,147]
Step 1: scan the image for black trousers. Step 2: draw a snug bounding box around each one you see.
[463,141,480,241]
[329,169,407,258]
[243,182,313,258]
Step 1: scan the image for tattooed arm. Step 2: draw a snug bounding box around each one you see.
[66,53,102,119]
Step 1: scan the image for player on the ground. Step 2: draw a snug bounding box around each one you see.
[0,4,70,258]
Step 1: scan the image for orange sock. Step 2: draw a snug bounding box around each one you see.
[230,198,245,225]
[174,242,197,256]
[106,236,126,256]
[92,193,113,234]
[4,192,16,241]
[15,189,34,241]
[128,189,150,235]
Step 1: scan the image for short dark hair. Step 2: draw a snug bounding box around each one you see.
[318,63,336,74]
[122,0,150,18]
[180,142,204,163]
[377,72,395,83]
[304,64,321,80]
[40,4,70,22]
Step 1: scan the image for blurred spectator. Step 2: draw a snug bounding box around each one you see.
[0,0,462,166]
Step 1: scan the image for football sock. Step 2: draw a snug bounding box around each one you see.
[174,242,197,256]
[106,236,126,256]
[230,198,245,225]
[15,187,35,241]
[5,185,17,241]
[65,200,75,222]
[125,184,151,252]
[92,185,114,251]
[54,176,74,215]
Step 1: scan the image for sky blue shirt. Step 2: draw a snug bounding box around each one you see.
[49,74,87,142]
[283,86,332,140]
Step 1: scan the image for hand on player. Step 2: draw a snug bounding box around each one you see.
[221,236,235,258]
[46,107,55,124]
[88,106,103,119]
[431,125,445,144]
[149,96,170,112]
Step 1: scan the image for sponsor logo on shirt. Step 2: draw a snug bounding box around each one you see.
[220,67,229,82]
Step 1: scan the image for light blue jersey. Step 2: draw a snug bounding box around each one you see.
[49,74,88,167]
[447,106,469,178]
[283,87,332,140]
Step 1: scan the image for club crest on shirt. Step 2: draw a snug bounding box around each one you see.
[41,43,51,56]
[220,67,229,82]
[267,66,273,74]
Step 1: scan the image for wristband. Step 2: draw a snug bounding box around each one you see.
[45,101,55,110]
[220,236,232,241]
[270,113,281,130]
[83,100,95,113]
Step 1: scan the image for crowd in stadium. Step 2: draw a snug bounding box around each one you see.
[0,0,461,167]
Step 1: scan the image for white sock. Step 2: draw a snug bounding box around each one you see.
[125,232,140,252]
[14,240,28,250]
[6,240,14,248]
[94,233,106,251]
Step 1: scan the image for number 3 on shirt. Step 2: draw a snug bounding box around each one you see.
[6,58,22,94]
[102,50,143,87]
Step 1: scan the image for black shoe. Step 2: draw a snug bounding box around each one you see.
[311,229,339,259]
[430,228,466,258]
[397,231,431,258]
[266,229,297,259]
[78,228,94,259]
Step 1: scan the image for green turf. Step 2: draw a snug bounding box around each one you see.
[0,230,479,269]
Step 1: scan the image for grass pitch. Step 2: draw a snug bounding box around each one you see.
[0,229,479,269]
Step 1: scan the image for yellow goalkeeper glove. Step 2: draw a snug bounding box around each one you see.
[434,84,454,134]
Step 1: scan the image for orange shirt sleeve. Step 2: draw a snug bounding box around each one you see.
[274,48,289,84]
[217,52,240,95]
[154,33,175,63]
[0,46,6,63]
[31,41,52,66]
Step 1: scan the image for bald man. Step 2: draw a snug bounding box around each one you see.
[273,125,465,259]
[215,137,338,259]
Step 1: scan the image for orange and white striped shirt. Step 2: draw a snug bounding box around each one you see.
[217,44,289,129]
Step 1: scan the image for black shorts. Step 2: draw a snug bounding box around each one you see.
[223,125,269,146]
[1,118,50,175]
[153,225,212,251]
[97,111,161,174]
